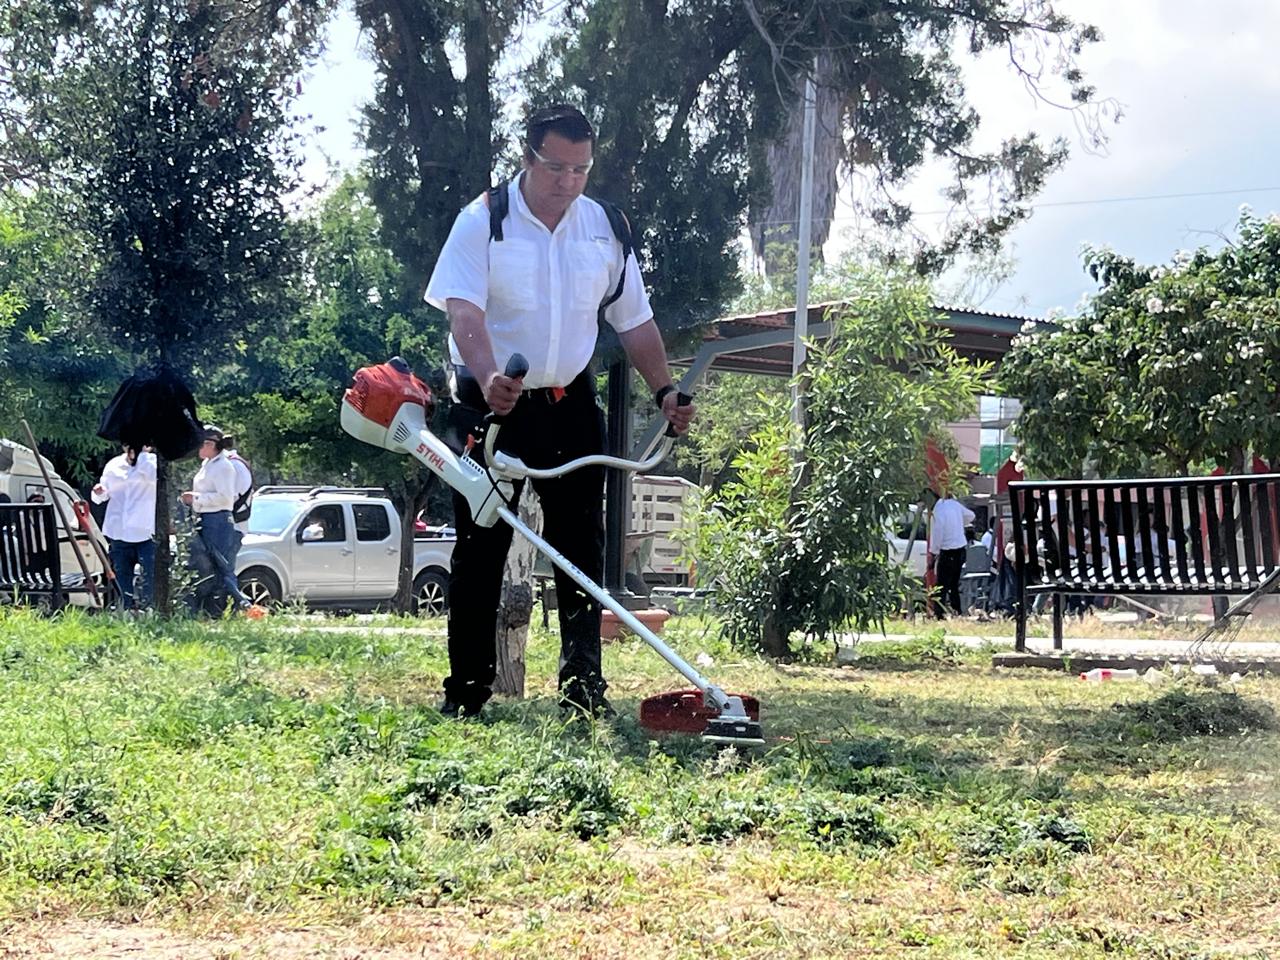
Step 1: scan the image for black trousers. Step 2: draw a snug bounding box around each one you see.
[443,370,607,710]
[934,547,966,617]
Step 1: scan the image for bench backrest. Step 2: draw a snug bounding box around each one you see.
[0,503,61,595]
[1010,474,1280,593]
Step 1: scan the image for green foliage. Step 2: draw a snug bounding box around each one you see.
[684,270,984,655]
[675,371,785,484]
[682,252,984,491]
[958,802,1091,895]
[2,1,330,372]
[222,174,441,485]
[999,211,1280,477]
[357,0,536,313]
[213,173,451,599]
[0,192,124,483]
[532,0,1101,318]
[843,630,967,669]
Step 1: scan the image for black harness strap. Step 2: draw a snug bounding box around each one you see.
[486,180,633,309]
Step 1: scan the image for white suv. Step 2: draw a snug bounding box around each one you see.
[234,486,454,615]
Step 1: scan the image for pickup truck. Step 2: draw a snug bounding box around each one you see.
[0,438,106,606]
[234,486,454,615]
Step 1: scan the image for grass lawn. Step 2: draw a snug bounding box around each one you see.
[0,607,1277,958]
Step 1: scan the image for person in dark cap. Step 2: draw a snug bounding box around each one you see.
[181,425,251,613]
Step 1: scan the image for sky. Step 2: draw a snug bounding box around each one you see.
[296,0,1280,320]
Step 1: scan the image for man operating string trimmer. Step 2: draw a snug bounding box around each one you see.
[423,104,694,720]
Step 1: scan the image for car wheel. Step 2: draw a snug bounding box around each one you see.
[238,567,281,608]
[413,568,448,618]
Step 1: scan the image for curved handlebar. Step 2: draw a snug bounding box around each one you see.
[482,352,691,475]
[491,434,676,481]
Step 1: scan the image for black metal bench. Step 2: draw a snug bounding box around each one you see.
[1009,474,1280,651]
[0,503,65,610]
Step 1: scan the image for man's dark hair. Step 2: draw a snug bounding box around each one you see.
[524,103,595,154]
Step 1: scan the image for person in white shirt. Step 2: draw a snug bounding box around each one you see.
[424,104,694,719]
[929,492,976,618]
[92,444,157,609]
[181,426,251,613]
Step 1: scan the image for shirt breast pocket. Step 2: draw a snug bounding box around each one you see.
[570,240,613,311]
[488,239,538,310]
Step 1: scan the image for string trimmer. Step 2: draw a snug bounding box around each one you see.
[340,355,764,746]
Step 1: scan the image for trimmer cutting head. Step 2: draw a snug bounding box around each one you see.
[702,715,766,747]
[639,689,764,747]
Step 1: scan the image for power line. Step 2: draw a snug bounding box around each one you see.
[749,185,1280,229]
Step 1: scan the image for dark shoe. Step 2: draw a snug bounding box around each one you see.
[437,697,482,719]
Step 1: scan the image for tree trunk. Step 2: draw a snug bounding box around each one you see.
[392,474,430,615]
[761,603,791,660]
[493,485,542,698]
[749,53,843,278]
[461,0,492,180]
[154,453,173,615]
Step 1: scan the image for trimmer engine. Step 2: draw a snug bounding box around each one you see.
[340,357,434,452]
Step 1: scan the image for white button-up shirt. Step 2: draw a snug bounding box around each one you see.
[930,497,976,552]
[424,174,654,388]
[191,452,238,513]
[92,451,157,542]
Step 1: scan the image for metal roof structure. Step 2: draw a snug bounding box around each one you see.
[668,301,1042,376]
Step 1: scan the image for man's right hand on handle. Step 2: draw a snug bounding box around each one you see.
[483,370,524,416]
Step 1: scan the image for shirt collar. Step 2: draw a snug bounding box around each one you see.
[511,171,579,232]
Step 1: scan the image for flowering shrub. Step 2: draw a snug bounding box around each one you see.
[998,210,1280,476]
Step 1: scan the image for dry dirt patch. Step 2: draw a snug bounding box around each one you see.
[0,909,490,960]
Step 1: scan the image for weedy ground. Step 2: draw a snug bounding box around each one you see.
[0,607,1277,958]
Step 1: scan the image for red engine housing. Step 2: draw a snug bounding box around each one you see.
[344,360,433,429]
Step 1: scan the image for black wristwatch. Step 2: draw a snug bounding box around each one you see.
[654,384,676,409]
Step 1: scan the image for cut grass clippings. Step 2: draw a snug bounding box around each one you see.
[0,606,1277,958]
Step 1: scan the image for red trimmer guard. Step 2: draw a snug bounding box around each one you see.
[639,689,761,734]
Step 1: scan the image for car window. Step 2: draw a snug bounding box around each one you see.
[353,503,391,542]
[19,484,76,519]
[300,504,346,543]
[895,513,926,540]
[249,499,303,536]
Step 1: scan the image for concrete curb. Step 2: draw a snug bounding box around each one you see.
[992,650,1280,675]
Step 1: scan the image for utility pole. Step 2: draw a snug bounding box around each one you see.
[791,65,817,435]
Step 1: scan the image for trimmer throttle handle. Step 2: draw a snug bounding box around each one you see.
[663,392,695,438]
[505,353,530,380]
[483,353,530,430]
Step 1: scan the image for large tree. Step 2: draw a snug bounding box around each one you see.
[998,211,1280,479]
[0,0,334,609]
[355,0,538,311]
[745,3,1106,276]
